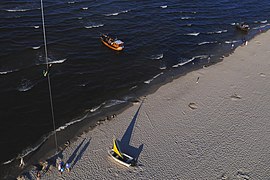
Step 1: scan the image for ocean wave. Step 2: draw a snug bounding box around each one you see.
[18,79,34,92]
[252,23,270,30]
[82,7,88,10]
[50,58,67,64]
[206,30,228,34]
[198,41,217,45]
[144,72,164,84]
[5,9,30,12]
[225,40,240,44]
[0,69,18,75]
[104,99,126,108]
[85,24,104,29]
[150,54,163,60]
[2,158,15,165]
[160,5,168,9]
[56,113,88,132]
[89,103,105,113]
[173,55,209,68]
[33,26,40,29]
[68,1,75,4]
[181,17,195,20]
[105,10,129,16]
[185,32,200,36]
[32,46,41,50]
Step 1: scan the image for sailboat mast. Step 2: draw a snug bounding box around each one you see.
[40,0,58,153]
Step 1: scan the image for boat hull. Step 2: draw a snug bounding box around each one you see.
[101,39,124,51]
[108,150,135,167]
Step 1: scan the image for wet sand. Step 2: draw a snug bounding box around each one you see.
[23,30,270,179]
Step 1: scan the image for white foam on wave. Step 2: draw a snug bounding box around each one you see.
[253,23,270,30]
[18,79,35,92]
[3,158,15,165]
[231,22,236,25]
[50,58,67,64]
[68,1,75,4]
[0,69,18,75]
[225,40,239,44]
[104,99,126,108]
[144,72,164,84]
[32,46,41,50]
[160,5,167,8]
[85,24,104,29]
[56,114,88,132]
[198,41,217,45]
[181,17,194,20]
[173,55,209,68]
[186,32,200,36]
[89,102,105,113]
[82,7,88,10]
[206,30,228,34]
[260,20,268,24]
[6,9,29,12]
[34,26,40,29]
[150,54,163,60]
[105,10,129,16]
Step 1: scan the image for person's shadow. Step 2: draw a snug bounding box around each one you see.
[118,101,144,162]
[71,138,91,169]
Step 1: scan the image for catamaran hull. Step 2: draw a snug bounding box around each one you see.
[108,150,133,167]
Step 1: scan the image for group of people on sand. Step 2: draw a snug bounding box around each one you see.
[57,157,70,175]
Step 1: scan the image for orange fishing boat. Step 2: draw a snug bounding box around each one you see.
[100,34,124,51]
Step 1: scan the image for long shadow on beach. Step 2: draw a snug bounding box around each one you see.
[66,138,86,166]
[72,139,91,169]
[119,101,144,162]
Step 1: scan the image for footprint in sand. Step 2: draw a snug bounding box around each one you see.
[259,73,266,77]
[236,170,250,180]
[230,93,241,100]
[188,102,197,109]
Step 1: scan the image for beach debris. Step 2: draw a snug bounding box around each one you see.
[196,77,200,83]
[236,170,250,180]
[188,102,198,110]
[230,93,241,100]
[259,73,266,77]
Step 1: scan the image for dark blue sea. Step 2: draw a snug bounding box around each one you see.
[0,0,270,178]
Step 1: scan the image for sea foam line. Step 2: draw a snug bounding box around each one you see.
[144,72,164,84]
[173,55,209,68]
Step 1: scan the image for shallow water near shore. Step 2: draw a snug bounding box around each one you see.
[0,0,270,178]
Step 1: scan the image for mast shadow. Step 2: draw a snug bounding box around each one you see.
[118,101,144,162]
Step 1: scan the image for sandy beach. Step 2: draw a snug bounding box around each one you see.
[21,30,270,179]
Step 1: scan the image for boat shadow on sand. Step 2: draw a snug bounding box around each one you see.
[117,101,144,163]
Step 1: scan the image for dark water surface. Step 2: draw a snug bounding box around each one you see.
[0,0,270,178]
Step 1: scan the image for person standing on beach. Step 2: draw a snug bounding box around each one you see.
[36,171,41,180]
[19,157,25,168]
[65,163,70,172]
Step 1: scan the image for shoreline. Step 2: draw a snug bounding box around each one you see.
[2,28,270,179]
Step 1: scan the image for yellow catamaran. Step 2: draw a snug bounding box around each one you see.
[108,139,136,167]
